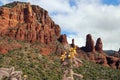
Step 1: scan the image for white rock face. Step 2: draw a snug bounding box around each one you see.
[0,67,22,80]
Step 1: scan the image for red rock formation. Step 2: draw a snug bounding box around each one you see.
[0,2,61,44]
[0,1,63,55]
[76,34,120,69]
[106,56,119,69]
[95,38,103,53]
[85,34,95,52]
[111,48,120,58]
[58,34,68,45]
[94,53,109,67]
[71,39,75,48]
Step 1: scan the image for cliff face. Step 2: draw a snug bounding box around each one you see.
[0,2,64,55]
[0,2,60,44]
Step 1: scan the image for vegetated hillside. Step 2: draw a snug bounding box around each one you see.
[0,36,63,80]
[0,39,120,80]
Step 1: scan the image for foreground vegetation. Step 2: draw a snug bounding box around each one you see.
[0,42,120,80]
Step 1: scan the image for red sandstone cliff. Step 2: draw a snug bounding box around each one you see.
[0,2,60,44]
[0,2,64,54]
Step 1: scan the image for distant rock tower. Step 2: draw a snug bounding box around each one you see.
[95,38,103,53]
[85,34,95,52]
[71,39,75,48]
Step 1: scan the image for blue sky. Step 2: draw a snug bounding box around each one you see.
[69,0,120,6]
[0,0,120,50]
[0,1,3,5]
[69,0,76,7]
[102,0,120,5]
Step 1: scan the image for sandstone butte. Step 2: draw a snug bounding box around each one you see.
[0,1,119,69]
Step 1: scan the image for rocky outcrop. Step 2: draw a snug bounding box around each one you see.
[0,1,60,44]
[78,34,118,68]
[106,56,120,69]
[95,38,103,53]
[0,67,22,80]
[112,52,120,58]
[85,34,95,52]
[94,53,109,67]
[0,1,63,55]
[71,39,75,48]
[58,34,68,45]
[110,48,120,58]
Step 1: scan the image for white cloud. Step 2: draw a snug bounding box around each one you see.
[0,0,13,5]
[0,0,120,50]
[50,0,120,50]
[67,34,85,47]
